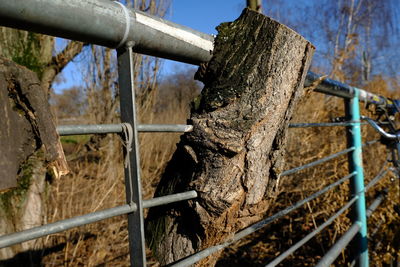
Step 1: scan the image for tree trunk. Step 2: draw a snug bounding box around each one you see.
[146,8,314,266]
[0,57,67,260]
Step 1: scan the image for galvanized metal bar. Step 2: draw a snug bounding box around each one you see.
[364,166,388,192]
[289,122,389,128]
[56,122,386,135]
[316,191,387,267]
[289,122,364,128]
[169,172,356,267]
[361,116,400,140]
[366,190,386,217]
[138,124,193,132]
[57,124,123,135]
[265,196,358,267]
[345,89,369,267]
[316,222,361,267]
[267,165,388,267]
[0,190,197,249]
[143,190,197,208]
[281,147,355,177]
[350,190,388,266]
[57,124,193,135]
[117,44,146,267]
[0,0,213,65]
[362,139,379,147]
[0,204,136,249]
[305,72,397,110]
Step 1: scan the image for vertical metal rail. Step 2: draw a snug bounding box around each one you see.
[117,44,146,267]
[345,89,369,267]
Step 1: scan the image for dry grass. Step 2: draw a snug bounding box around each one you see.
[35,75,400,267]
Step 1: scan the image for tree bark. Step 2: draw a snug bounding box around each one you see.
[0,57,67,259]
[146,9,314,266]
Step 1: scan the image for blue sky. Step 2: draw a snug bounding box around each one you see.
[53,0,246,93]
[160,0,245,76]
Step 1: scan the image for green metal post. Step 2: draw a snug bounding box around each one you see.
[345,89,369,266]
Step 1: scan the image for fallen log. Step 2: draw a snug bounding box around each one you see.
[146,9,314,266]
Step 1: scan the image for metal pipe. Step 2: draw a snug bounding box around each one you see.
[289,122,365,128]
[265,196,358,267]
[57,124,123,135]
[0,190,197,249]
[117,45,147,267]
[138,124,193,133]
[267,166,388,267]
[316,191,386,267]
[305,72,397,109]
[345,89,369,267]
[366,191,386,217]
[364,166,388,192]
[315,222,361,267]
[362,139,379,147]
[281,147,355,177]
[143,190,197,208]
[57,124,193,135]
[361,116,400,140]
[0,0,213,65]
[289,122,389,128]
[0,204,136,249]
[169,172,356,267]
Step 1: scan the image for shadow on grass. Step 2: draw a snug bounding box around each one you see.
[0,243,65,267]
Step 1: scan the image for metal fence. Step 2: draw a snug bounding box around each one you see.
[0,1,399,266]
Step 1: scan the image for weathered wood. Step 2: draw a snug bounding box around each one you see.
[0,57,68,190]
[146,9,314,266]
[0,57,68,259]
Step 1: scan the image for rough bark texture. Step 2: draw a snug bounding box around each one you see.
[146,9,314,266]
[0,57,68,259]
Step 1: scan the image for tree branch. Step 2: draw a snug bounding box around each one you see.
[41,41,86,95]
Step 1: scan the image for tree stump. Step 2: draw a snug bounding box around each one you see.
[146,9,314,266]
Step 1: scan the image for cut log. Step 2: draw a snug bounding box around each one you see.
[146,9,314,266]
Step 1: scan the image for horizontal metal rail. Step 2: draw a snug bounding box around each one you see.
[289,121,389,128]
[169,172,356,267]
[289,122,363,128]
[305,72,397,109]
[265,196,359,267]
[57,120,389,135]
[281,147,355,176]
[0,205,135,249]
[281,139,379,177]
[266,163,388,266]
[364,165,388,192]
[315,191,387,267]
[57,124,193,135]
[0,0,213,65]
[143,190,197,208]
[362,139,380,147]
[366,191,387,217]
[0,190,197,249]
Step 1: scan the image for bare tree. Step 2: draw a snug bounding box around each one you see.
[263,0,400,84]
